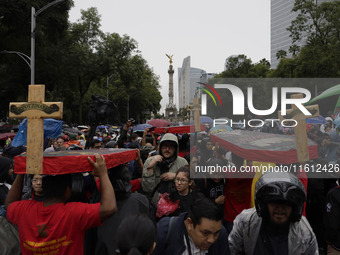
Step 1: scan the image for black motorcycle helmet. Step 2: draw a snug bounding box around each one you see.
[255,171,306,222]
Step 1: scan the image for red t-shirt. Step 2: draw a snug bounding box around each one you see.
[224,178,253,222]
[7,200,101,255]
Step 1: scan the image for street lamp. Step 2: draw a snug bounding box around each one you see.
[0,50,31,70]
[31,0,65,85]
[106,74,115,99]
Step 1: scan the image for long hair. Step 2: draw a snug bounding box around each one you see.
[117,214,156,255]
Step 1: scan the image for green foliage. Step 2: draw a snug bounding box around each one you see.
[272,58,298,78]
[0,0,73,121]
[208,55,272,119]
[276,50,287,60]
[178,107,188,120]
[0,2,161,124]
[217,55,270,78]
[280,0,340,78]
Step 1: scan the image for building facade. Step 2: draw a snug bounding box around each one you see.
[271,0,330,68]
[178,56,207,109]
[271,0,298,69]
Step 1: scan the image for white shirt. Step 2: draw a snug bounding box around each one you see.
[182,235,208,255]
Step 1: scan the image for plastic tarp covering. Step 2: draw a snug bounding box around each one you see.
[11,119,63,147]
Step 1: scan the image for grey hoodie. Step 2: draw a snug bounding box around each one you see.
[141,133,188,207]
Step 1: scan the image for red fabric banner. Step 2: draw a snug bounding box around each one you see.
[154,125,206,134]
[14,148,137,175]
[210,130,318,164]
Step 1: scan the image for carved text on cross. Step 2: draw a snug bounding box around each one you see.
[278,93,319,163]
[9,85,63,174]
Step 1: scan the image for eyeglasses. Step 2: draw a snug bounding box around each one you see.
[32,178,42,183]
[175,177,189,183]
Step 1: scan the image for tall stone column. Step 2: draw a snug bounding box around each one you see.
[168,65,174,106]
[165,54,177,122]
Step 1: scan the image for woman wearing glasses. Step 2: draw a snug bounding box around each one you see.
[156,165,202,219]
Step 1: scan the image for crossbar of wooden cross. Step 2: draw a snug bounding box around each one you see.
[9,85,63,174]
[278,93,319,163]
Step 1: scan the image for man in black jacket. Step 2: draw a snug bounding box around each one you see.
[153,196,230,255]
[325,183,340,254]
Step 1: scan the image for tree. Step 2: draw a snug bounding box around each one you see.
[272,58,298,78]
[249,59,271,78]
[62,8,161,124]
[288,0,340,46]
[210,55,272,119]
[217,55,270,79]
[286,0,340,77]
[62,7,104,123]
[289,44,300,57]
[221,54,253,78]
[178,107,188,120]
[96,34,161,123]
[0,0,72,121]
[0,3,162,124]
[276,50,287,60]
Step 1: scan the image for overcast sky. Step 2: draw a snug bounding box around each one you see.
[69,0,270,112]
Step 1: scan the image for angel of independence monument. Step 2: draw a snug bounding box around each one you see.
[165,54,178,123]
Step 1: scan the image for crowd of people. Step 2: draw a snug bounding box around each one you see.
[0,114,340,255]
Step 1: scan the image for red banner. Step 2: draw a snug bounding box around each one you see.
[14,148,137,175]
[210,130,318,164]
[154,125,206,134]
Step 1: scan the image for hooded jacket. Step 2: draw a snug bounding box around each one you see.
[142,133,187,207]
[228,208,318,255]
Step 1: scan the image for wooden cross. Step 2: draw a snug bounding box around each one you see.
[9,85,63,174]
[192,98,201,132]
[278,93,319,163]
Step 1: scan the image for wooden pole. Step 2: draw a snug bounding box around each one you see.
[278,93,319,163]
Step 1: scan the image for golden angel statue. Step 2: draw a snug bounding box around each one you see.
[166,54,174,65]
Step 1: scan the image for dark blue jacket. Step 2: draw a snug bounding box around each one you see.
[153,212,230,255]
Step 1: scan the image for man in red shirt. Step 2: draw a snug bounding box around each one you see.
[5,154,116,255]
[223,153,253,233]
